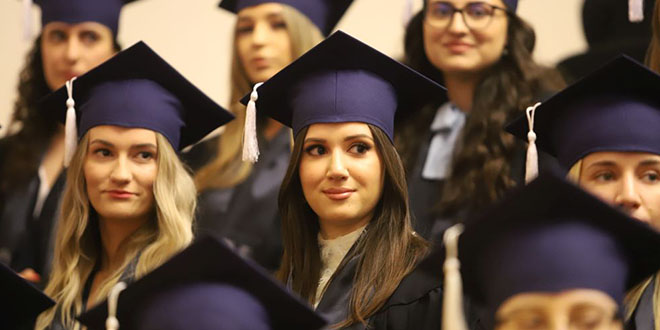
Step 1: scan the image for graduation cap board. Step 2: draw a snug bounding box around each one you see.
[238,30,446,162]
[31,0,138,36]
[76,235,327,330]
[506,55,660,181]
[441,172,660,328]
[40,41,234,166]
[218,0,353,36]
[0,263,55,329]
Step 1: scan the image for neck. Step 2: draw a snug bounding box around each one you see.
[319,213,372,240]
[443,72,482,113]
[98,215,148,271]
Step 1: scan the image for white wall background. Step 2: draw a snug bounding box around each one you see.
[0,0,586,137]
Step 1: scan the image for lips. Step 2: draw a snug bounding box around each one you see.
[250,57,270,69]
[322,187,356,201]
[443,41,474,53]
[105,190,135,199]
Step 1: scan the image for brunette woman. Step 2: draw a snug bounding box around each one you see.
[33,41,233,330]
[0,0,138,284]
[399,0,563,238]
[185,0,352,271]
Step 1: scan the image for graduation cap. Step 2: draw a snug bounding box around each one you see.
[238,30,446,162]
[29,0,138,36]
[76,235,327,330]
[506,55,660,181]
[502,0,517,11]
[218,0,353,36]
[0,263,55,329]
[40,41,234,167]
[440,172,660,329]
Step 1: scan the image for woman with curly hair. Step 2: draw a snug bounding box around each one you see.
[0,0,137,285]
[398,0,563,238]
[34,41,233,330]
[187,0,352,271]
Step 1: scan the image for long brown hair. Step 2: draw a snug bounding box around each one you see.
[276,124,429,328]
[194,5,323,191]
[399,9,564,219]
[646,0,660,72]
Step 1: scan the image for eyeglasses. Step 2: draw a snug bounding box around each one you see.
[424,1,508,30]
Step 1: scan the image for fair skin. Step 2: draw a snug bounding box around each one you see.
[495,289,621,330]
[83,126,158,306]
[578,152,660,229]
[19,22,116,284]
[235,3,293,140]
[423,0,509,111]
[299,122,384,240]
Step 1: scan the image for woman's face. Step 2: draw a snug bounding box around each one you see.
[41,22,116,91]
[495,289,621,330]
[423,0,509,76]
[578,152,660,229]
[84,126,158,223]
[299,122,384,239]
[236,3,294,84]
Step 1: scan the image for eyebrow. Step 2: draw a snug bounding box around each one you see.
[303,134,374,144]
[640,159,660,166]
[586,160,617,168]
[89,139,157,149]
[237,12,284,22]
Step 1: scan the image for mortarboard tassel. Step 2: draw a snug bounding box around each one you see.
[22,0,34,41]
[525,102,541,184]
[63,77,78,168]
[106,281,127,330]
[629,0,644,22]
[242,82,263,163]
[442,224,467,330]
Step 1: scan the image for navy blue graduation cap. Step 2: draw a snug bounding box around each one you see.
[506,55,660,180]
[40,41,234,166]
[239,30,446,162]
[442,172,660,327]
[0,263,55,329]
[76,235,327,330]
[33,0,138,36]
[503,0,517,11]
[218,0,353,36]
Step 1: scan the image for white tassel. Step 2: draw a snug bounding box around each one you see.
[242,82,263,163]
[629,0,644,22]
[106,281,127,330]
[22,0,34,41]
[524,102,541,184]
[63,78,78,168]
[442,224,467,330]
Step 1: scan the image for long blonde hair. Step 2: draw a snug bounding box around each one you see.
[568,159,660,329]
[36,132,196,330]
[194,4,323,191]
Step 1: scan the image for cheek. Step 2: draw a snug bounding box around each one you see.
[580,181,616,205]
[422,25,443,68]
[80,44,114,70]
[274,32,293,62]
[135,165,158,195]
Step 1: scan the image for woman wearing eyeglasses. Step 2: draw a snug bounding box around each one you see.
[398,0,564,238]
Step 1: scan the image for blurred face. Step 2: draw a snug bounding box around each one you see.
[423,0,509,75]
[496,289,621,330]
[299,123,384,239]
[236,3,294,84]
[41,22,116,91]
[84,126,158,223]
[578,152,660,229]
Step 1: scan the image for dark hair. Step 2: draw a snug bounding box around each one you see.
[398,9,564,219]
[276,124,429,328]
[646,0,660,72]
[0,36,121,194]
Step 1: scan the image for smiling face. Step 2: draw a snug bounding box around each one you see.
[235,3,294,84]
[423,0,509,76]
[41,21,116,91]
[495,289,621,330]
[577,152,660,229]
[84,126,158,223]
[298,122,384,239]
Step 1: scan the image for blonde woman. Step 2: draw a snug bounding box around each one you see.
[187,0,352,271]
[34,41,233,330]
[507,56,660,330]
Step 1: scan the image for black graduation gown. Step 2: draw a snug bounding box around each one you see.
[186,129,290,271]
[315,245,485,330]
[0,140,66,285]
